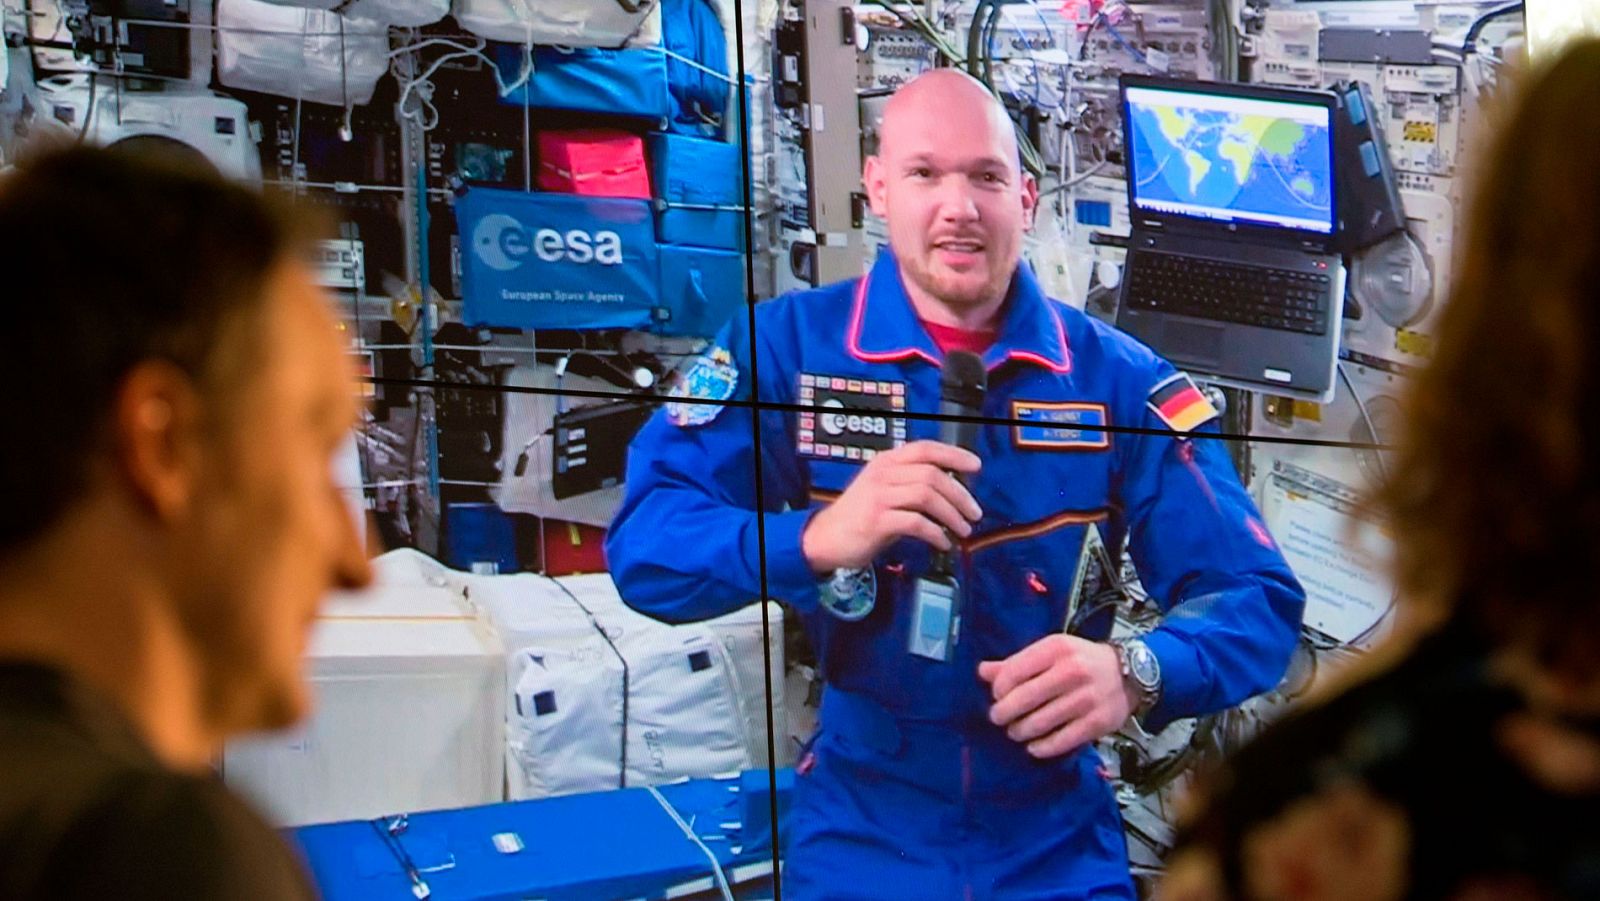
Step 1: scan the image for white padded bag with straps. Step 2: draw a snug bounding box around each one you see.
[457,570,786,768]
[215,0,389,106]
[453,0,661,48]
[506,639,627,799]
[345,0,447,28]
[237,0,446,27]
[505,625,750,799]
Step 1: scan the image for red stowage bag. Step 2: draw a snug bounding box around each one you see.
[541,518,610,576]
[536,129,652,198]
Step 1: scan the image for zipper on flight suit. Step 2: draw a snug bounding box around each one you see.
[958,544,975,901]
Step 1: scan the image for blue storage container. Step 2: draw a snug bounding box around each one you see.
[495,45,672,124]
[647,132,741,206]
[455,187,661,331]
[661,0,730,137]
[445,503,518,574]
[656,205,745,251]
[656,243,746,337]
[649,133,745,250]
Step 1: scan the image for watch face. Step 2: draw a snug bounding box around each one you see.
[821,566,876,621]
[1129,643,1160,687]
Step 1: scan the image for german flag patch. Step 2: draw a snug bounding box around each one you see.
[1148,372,1219,433]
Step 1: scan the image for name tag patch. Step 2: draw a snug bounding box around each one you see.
[1011,401,1110,451]
[798,374,907,461]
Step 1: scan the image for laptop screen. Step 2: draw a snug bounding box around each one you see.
[1124,83,1335,234]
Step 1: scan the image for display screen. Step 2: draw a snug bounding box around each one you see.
[1125,85,1336,234]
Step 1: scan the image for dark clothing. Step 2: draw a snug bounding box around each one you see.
[0,662,317,900]
[1176,621,1600,900]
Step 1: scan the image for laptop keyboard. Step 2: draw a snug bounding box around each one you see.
[1124,252,1331,335]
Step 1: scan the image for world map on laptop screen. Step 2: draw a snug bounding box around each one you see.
[1126,85,1335,234]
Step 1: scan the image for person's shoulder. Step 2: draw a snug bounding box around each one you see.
[33,769,314,900]
[1207,624,1496,808]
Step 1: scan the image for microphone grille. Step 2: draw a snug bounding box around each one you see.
[940,350,987,394]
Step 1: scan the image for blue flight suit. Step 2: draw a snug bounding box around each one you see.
[606,249,1305,900]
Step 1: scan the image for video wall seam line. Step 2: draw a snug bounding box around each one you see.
[365,374,1399,452]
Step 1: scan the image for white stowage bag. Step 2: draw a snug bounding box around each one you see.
[506,626,750,799]
[344,0,447,27]
[453,0,661,48]
[458,570,788,770]
[236,0,446,27]
[215,0,389,107]
[353,551,787,801]
[506,640,628,798]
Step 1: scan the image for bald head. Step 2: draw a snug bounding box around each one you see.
[863,68,1038,323]
[877,70,1022,175]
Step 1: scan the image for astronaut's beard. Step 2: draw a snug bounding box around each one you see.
[900,242,1016,313]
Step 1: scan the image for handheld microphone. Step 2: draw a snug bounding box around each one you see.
[931,351,986,572]
[938,350,987,476]
[908,351,986,663]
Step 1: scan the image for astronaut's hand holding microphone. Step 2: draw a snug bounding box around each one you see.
[800,352,987,575]
[798,440,983,573]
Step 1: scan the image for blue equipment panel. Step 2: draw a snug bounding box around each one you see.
[292,772,790,901]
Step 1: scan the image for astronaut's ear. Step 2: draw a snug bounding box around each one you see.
[1021,171,1040,231]
[863,156,889,218]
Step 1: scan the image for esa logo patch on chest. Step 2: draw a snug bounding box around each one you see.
[797,374,907,461]
[1011,400,1110,450]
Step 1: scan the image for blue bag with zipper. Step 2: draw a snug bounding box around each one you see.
[655,244,744,337]
[495,44,672,124]
[661,0,729,136]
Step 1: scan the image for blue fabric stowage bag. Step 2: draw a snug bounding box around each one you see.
[656,206,744,251]
[661,0,729,136]
[649,132,744,250]
[445,503,518,574]
[655,244,745,337]
[495,45,672,123]
[456,187,660,331]
[648,132,741,206]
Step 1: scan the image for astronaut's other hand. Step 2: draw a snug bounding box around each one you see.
[800,440,981,572]
[978,634,1132,758]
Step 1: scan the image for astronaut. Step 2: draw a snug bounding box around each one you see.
[607,70,1304,899]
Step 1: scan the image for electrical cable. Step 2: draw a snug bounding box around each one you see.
[864,0,1041,174]
[646,785,737,901]
[1040,159,1109,197]
[1459,2,1523,55]
[1077,0,1130,61]
[1102,21,1148,66]
[1337,360,1387,481]
[391,36,533,132]
[660,45,765,86]
[73,71,96,142]
[367,817,430,898]
[538,573,630,789]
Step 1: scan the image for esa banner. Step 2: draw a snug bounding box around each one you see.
[456,187,660,331]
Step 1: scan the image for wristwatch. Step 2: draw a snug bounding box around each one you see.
[819,566,876,621]
[1113,638,1162,720]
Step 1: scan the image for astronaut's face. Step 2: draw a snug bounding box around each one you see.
[865,72,1038,316]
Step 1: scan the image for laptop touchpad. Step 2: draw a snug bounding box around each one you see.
[1162,320,1225,365]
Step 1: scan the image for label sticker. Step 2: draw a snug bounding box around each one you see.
[1011,400,1111,450]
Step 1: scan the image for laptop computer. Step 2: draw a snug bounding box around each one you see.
[1115,75,1346,403]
